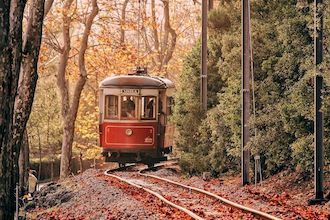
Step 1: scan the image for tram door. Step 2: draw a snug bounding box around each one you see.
[164,96,174,148]
[157,90,174,153]
[157,91,166,153]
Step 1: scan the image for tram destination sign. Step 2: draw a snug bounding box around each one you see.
[120,89,140,95]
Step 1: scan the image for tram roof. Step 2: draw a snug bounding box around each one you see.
[100,75,175,89]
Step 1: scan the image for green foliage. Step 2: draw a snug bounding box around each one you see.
[208,8,231,33]
[74,89,101,159]
[28,76,62,160]
[173,1,330,177]
[179,153,210,175]
[171,42,203,155]
[172,11,227,174]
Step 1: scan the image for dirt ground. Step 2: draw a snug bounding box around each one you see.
[27,165,330,220]
[28,169,190,220]
[150,167,330,220]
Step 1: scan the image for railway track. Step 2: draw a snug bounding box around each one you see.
[104,163,281,220]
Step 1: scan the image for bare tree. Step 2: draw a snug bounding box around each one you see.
[120,0,130,45]
[56,0,99,178]
[141,0,177,75]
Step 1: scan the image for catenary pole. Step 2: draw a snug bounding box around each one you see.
[208,0,214,10]
[312,0,324,203]
[201,0,208,111]
[242,0,251,185]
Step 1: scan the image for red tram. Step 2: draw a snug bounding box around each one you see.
[99,69,175,167]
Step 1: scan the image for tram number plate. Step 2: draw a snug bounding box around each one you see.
[121,89,139,95]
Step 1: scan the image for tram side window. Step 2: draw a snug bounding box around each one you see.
[167,96,174,115]
[121,96,138,119]
[141,96,156,120]
[105,95,118,119]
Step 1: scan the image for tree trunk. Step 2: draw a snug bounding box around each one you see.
[79,151,83,173]
[0,1,26,219]
[57,0,99,178]
[0,0,50,218]
[60,121,75,178]
[161,0,177,74]
[50,157,54,181]
[18,130,29,195]
[37,127,42,181]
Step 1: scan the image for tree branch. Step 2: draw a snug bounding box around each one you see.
[151,0,159,51]
[120,0,129,45]
[57,0,74,118]
[71,0,98,119]
[44,0,54,17]
[162,0,177,69]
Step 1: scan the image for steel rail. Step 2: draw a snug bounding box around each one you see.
[107,163,137,173]
[138,170,281,220]
[104,170,204,220]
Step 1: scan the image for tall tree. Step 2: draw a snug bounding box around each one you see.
[0,2,24,218]
[56,0,99,178]
[0,0,49,218]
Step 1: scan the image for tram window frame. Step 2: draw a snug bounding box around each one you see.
[104,95,119,120]
[141,96,156,120]
[120,96,138,120]
[167,96,174,116]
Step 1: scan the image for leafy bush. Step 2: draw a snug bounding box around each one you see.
[173,1,330,178]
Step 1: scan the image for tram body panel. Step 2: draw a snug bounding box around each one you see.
[100,122,158,150]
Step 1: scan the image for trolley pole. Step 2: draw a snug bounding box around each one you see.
[242,0,251,185]
[201,0,208,111]
[310,0,325,204]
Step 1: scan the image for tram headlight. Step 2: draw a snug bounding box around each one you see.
[125,129,133,136]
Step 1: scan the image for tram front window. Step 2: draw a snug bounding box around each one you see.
[121,96,137,119]
[141,96,156,120]
[105,95,118,119]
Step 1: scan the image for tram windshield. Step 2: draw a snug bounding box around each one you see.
[104,95,118,119]
[121,96,138,119]
[141,96,156,120]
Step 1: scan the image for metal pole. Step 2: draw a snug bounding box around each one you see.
[308,0,325,205]
[208,0,214,11]
[314,76,324,200]
[312,0,324,203]
[242,0,251,185]
[201,0,208,111]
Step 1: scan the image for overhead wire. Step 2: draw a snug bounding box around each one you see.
[248,0,257,139]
